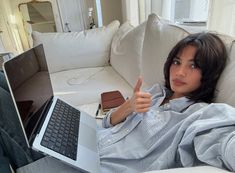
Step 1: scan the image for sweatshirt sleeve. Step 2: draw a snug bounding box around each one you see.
[194,126,235,171]
[102,108,117,128]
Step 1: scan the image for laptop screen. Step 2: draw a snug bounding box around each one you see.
[3,44,53,142]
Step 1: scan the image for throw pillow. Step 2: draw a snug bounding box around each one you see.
[32,20,120,73]
[141,13,189,87]
[110,21,146,87]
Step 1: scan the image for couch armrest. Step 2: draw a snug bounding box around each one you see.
[32,21,120,73]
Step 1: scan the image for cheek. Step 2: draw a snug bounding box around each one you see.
[169,65,174,78]
[192,72,202,88]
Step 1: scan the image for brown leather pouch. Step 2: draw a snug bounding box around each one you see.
[101,90,125,112]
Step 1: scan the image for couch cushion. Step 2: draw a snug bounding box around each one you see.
[50,66,133,106]
[141,14,189,87]
[110,21,146,87]
[216,40,235,106]
[32,21,120,73]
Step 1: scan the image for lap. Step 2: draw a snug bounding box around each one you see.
[0,71,9,92]
[17,156,83,173]
[0,81,43,170]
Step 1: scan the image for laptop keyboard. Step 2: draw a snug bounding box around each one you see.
[41,99,80,160]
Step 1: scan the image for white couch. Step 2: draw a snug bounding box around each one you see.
[17,13,235,173]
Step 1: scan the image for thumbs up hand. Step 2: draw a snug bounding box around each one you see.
[109,77,152,125]
[129,77,152,113]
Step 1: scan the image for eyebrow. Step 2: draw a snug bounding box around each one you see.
[174,56,195,62]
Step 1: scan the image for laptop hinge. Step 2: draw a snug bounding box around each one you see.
[29,96,53,145]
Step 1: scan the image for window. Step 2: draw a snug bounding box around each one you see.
[174,0,209,26]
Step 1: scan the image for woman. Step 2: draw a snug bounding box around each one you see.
[98,32,231,173]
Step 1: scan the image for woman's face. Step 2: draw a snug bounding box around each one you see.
[169,45,202,99]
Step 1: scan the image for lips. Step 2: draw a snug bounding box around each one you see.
[172,79,186,86]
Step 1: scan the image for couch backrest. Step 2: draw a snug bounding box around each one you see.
[32,20,120,73]
[216,40,235,106]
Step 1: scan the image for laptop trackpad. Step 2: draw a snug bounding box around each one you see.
[78,122,97,152]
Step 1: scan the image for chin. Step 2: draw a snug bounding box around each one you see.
[171,87,188,96]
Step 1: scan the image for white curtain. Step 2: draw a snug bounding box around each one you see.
[121,0,139,26]
[121,0,163,26]
[207,0,235,37]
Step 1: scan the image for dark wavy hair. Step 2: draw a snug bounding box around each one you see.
[164,32,227,103]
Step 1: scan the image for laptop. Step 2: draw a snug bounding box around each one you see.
[3,44,100,173]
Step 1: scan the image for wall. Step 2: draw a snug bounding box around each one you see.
[100,0,123,26]
[121,0,127,23]
[32,23,56,32]
[12,0,96,50]
[10,0,63,50]
[0,36,5,52]
[0,0,23,53]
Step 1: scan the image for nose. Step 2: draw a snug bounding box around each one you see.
[176,65,187,77]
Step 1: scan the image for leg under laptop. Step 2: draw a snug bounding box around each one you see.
[0,144,11,173]
[0,72,44,171]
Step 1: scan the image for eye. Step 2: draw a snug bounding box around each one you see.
[172,58,180,65]
[190,63,198,69]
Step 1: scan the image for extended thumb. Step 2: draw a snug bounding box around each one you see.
[134,77,142,92]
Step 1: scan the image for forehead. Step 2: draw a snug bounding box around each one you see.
[177,45,197,60]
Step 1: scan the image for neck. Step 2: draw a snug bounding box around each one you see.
[170,92,184,100]
[161,93,186,106]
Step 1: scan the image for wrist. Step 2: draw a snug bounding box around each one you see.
[124,99,134,115]
[110,99,134,126]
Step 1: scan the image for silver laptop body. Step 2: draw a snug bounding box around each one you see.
[3,44,100,173]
